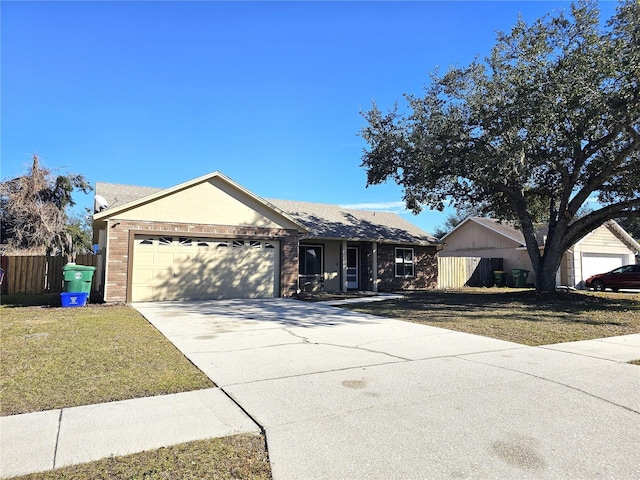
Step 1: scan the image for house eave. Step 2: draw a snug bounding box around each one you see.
[300,234,440,247]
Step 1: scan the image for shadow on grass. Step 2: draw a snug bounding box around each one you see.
[355,289,639,326]
[402,289,635,310]
[344,288,639,345]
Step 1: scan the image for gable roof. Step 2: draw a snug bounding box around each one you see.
[93,174,439,246]
[442,216,640,253]
[598,220,640,254]
[268,199,439,245]
[441,217,536,246]
[93,171,308,232]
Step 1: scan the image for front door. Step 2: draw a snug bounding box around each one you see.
[346,247,359,290]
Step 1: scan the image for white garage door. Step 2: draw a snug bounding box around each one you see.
[582,253,626,280]
[131,235,279,302]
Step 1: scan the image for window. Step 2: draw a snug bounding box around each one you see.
[395,248,414,277]
[264,242,275,249]
[299,246,323,277]
[250,240,261,249]
[179,237,192,247]
[233,240,245,248]
[139,238,154,245]
[159,237,173,246]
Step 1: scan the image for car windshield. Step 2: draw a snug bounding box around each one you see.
[611,266,634,274]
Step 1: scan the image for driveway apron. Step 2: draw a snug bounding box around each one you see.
[133,299,640,480]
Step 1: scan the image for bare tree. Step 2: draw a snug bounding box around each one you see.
[0,155,91,256]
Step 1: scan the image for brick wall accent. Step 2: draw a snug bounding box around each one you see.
[377,244,438,291]
[103,219,299,302]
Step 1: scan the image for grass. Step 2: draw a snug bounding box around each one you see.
[346,288,640,346]
[1,303,215,416]
[10,434,271,480]
[1,298,272,479]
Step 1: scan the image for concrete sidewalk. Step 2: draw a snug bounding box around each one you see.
[0,388,259,479]
[2,299,639,479]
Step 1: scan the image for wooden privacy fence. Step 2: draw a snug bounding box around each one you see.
[438,257,503,289]
[0,255,97,295]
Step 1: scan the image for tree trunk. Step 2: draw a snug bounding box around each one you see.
[536,264,559,293]
[534,244,565,293]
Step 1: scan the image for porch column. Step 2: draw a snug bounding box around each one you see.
[372,241,378,292]
[342,240,348,292]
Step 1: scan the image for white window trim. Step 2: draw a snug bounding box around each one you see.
[395,247,415,278]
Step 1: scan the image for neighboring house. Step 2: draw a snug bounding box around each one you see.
[92,171,441,302]
[439,217,640,288]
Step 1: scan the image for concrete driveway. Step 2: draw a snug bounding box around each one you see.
[133,299,640,480]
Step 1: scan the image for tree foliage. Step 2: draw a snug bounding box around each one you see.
[615,216,640,240]
[0,155,92,256]
[360,0,639,292]
[65,210,94,255]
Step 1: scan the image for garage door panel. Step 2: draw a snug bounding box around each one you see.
[135,251,155,264]
[131,284,155,302]
[132,236,279,301]
[582,253,625,280]
[155,252,175,265]
[135,268,154,282]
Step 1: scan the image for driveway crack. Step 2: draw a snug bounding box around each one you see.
[282,326,410,361]
[460,356,640,415]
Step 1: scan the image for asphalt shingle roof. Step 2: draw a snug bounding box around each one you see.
[95,182,439,245]
[95,182,162,210]
[268,199,438,245]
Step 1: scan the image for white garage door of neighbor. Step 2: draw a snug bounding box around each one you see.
[581,253,626,281]
[131,235,279,302]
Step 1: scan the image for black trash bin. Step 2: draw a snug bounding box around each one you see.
[493,271,506,287]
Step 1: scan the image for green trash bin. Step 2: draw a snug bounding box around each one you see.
[511,268,530,287]
[63,264,96,294]
[493,271,506,287]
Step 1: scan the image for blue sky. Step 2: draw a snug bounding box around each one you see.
[1,1,619,233]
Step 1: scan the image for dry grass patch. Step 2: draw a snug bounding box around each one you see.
[1,303,214,416]
[9,434,271,480]
[347,289,640,346]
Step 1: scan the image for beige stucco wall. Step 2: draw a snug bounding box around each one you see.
[108,177,300,230]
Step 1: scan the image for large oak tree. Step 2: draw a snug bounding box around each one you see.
[360,0,639,292]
